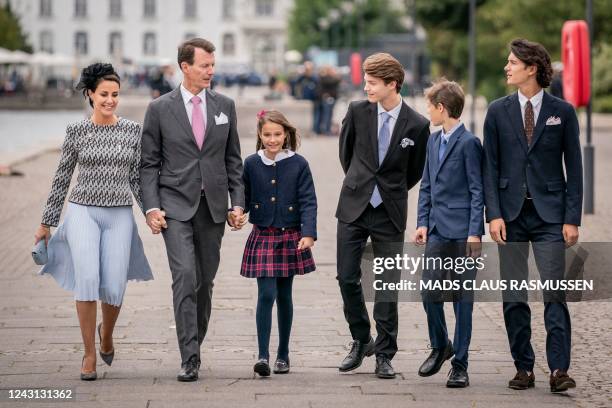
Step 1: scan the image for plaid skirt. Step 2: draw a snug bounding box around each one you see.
[240,225,316,278]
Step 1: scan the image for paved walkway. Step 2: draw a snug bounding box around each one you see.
[0,118,611,407]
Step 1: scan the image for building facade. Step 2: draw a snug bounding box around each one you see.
[8,0,292,73]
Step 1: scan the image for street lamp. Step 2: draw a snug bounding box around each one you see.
[328,8,341,49]
[341,1,354,49]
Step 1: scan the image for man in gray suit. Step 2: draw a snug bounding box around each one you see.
[140,38,245,382]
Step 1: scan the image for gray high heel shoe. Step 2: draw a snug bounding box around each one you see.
[80,356,97,381]
[97,323,115,366]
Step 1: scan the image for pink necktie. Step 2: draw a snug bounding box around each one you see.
[191,95,205,149]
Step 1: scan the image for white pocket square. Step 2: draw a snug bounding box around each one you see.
[400,138,414,148]
[215,112,229,125]
[546,116,561,126]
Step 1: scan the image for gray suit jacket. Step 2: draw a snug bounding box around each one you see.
[140,87,245,223]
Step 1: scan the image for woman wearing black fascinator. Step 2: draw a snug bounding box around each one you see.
[33,62,153,381]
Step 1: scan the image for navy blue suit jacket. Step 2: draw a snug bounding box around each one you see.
[243,153,317,239]
[483,91,583,225]
[417,124,484,239]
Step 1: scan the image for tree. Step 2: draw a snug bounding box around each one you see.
[0,2,32,52]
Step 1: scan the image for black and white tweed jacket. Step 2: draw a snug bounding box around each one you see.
[41,118,143,227]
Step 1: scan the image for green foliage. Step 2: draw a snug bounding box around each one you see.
[0,3,32,52]
[288,0,407,52]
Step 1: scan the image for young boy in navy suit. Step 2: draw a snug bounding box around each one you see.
[414,79,484,388]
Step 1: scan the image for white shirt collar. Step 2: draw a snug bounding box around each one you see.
[180,84,207,105]
[517,88,544,109]
[257,149,295,165]
[440,122,463,142]
[377,98,403,120]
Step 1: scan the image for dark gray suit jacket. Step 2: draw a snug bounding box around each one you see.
[140,87,245,223]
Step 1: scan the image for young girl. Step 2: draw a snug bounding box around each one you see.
[240,109,317,377]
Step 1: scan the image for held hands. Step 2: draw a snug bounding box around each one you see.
[297,236,315,251]
[563,224,579,247]
[146,210,167,234]
[227,207,247,231]
[489,218,506,245]
[34,224,51,245]
[413,226,428,245]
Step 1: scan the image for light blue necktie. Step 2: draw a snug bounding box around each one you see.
[370,112,392,208]
[438,136,448,164]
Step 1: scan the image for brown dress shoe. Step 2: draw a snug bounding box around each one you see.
[508,370,535,390]
[550,370,576,393]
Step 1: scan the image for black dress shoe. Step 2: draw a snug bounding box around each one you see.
[273,358,290,374]
[446,367,469,388]
[339,337,375,372]
[177,358,199,382]
[375,355,396,379]
[418,342,454,377]
[254,358,271,377]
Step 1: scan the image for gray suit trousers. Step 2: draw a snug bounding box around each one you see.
[162,194,225,364]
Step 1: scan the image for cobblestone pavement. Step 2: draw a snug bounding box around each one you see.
[0,111,610,407]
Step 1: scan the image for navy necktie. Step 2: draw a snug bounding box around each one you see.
[438,136,448,163]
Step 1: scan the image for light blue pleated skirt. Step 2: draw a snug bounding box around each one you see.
[39,202,153,306]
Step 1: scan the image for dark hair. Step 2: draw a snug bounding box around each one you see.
[255,110,300,152]
[424,78,465,119]
[363,53,405,93]
[75,63,120,107]
[178,38,216,67]
[509,38,553,88]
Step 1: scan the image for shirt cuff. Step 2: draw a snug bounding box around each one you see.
[145,207,161,215]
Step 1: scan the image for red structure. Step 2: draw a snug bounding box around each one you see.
[350,53,362,87]
[562,20,591,108]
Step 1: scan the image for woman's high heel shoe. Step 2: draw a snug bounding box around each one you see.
[97,323,115,366]
[80,356,97,381]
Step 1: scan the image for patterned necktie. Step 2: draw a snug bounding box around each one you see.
[370,112,392,208]
[191,95,206,150]
[524,100,534,146]
[438,137,448,163]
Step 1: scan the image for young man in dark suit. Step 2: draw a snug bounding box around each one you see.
[483,38,582,393]
[336,53,430,378]
[415,79,483,388]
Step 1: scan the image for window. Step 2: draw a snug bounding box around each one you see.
[109,31,122,55]
[39,0,52,17]
[39,30,53,53]
[109,0,121,18]
[255,0,274,16]
[143,32,156,55]
[74,31,88,55]
[222,33,235,56]
[74,0,87,18]
[143,0,156,17]
[184,32,197,41]
[222,0,234,20]
[184,0,197,17]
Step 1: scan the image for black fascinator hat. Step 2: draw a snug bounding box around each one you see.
[75,63,120,107]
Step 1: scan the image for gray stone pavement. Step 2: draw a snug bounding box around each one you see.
[0,103,611,407]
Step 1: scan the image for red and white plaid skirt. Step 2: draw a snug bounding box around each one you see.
[240,225,316,278]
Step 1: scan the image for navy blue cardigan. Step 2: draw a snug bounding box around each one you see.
[243,153,317,239]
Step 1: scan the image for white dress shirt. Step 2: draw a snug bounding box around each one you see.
[518,88,544,127]
[180,84,207,125]
[377,98,404,138]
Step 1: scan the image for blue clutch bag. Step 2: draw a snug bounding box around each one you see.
[32,239,48,265]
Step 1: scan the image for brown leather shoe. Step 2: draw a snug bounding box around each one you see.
[508,370,535,390]
[550,370,576,393]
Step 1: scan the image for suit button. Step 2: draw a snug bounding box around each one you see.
[271,179,276,184]
[254,204,259,209]
[271,197,276,202]
[288,206,293,211]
